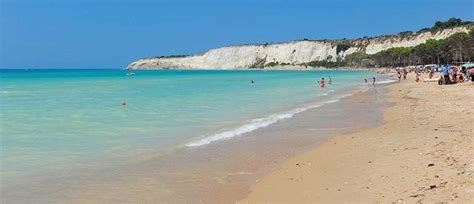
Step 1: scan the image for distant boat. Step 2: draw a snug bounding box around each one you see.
[126,72,135,76]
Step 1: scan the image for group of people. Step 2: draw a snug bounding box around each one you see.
[316,77,332,88]
[396,64,472,85]
[396,68,409,82]
[438,65,469,85]
[364,77,377,85]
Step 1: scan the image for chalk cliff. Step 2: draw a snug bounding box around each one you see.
[128,26,471,69]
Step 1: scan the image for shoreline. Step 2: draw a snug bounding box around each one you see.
[127,66,376,71]
[239,73,474,203]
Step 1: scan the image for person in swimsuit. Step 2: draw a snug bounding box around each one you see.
[320,77,325,88]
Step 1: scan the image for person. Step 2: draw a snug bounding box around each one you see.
[328,77,332,85]
[442,65,451,85]
[397,71,402,82]
[415,66,421,75]
[451,72,458,84]
[364,78,368,83]
[451,66,458,84]
[320,77,325,88]
[458,74,465,83]
[438,76,443,85]
[429,67,435,79]
[470,68,474,82]
[403,69,408,80]
[250,80,255,84]
[122,101,127,106]
[372,77,376,85]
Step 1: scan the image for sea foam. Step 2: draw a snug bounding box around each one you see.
[375,79,398,84]
[185,93,351,147]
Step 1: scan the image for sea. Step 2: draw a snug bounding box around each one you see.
[0,69,393,202]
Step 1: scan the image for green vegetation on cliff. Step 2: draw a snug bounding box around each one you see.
[346,27,474,67]
[419,17,472,33]
[303,60,347,68]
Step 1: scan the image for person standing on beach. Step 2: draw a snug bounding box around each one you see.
[397,71,402,82]
[372,77,376,85]
[442,65,451,84]
[320,78,325,88]
[415,66,421,75]
[429,67,435,79]
[403,69,408,80]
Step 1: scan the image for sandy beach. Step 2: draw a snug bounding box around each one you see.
[240,73,474,203]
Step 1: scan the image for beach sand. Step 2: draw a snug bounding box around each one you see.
[240,74,474,203]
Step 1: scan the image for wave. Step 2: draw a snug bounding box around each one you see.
[375,79,397,84]
[185,91,354,147]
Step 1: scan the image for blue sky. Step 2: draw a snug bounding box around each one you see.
[1,0,473,69]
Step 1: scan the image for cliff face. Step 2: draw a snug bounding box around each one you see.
[128,26,470,69]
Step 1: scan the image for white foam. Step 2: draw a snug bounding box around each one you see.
[375,79,398,84]
[185,94,346,147]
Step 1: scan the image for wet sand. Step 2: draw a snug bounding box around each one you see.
[240,74,474,203]
[2,84,389,203]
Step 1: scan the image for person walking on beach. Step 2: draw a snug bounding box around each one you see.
[397,71,402,82]
[403,69,408,80]
[372,77,376,85]
[320,78,325,88]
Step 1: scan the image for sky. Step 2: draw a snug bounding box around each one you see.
[1,0,473,69]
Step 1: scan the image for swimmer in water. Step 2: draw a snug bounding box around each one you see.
[320,77,325,88]
[250,80,255,84]
[364,78,368,83]
[122,101,127,106]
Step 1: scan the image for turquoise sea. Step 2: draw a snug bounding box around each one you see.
[0,69,388,181]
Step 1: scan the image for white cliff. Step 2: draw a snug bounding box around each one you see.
[128,26,471,69]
